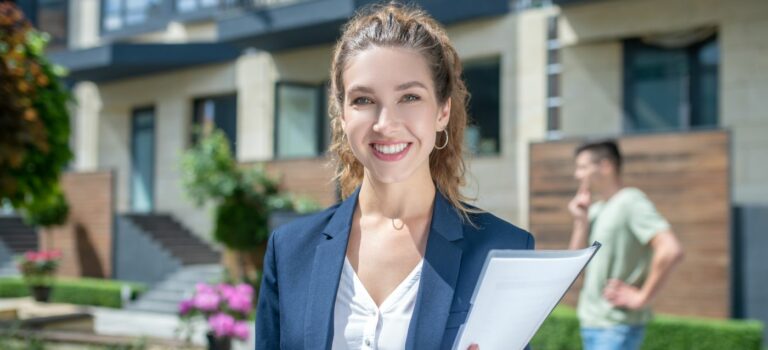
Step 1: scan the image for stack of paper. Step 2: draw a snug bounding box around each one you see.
[452,243,601,350]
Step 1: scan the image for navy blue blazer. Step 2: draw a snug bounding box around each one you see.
[256,188,535,349]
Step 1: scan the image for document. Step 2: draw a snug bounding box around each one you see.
[452,242,601,350]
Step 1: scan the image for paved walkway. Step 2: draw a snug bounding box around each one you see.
[90,307,256,350]
[0,298,255,349]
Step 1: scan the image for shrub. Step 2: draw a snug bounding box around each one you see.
[0,277,146,308]
[531,306,764,350]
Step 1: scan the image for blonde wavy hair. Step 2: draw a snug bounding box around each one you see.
[328,2,477,220]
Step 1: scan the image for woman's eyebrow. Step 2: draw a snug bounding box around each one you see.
[347,85,374,95]
[396,81,428,91]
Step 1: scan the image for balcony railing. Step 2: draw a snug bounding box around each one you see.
[100,0,310,35]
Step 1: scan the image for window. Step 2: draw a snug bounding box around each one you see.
[274,82,327,158]
[38,0,68,52]
[463,57,501,155]
[175,0,238,13]
[546,15,562,137]
[102,0,165,32]
[624,35,719,133]
[191,94,238,155]
[131,107,156,213]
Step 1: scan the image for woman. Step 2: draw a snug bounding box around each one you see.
[256,3,534,349]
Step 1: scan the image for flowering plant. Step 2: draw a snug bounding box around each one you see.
[178,282,254,342]
[16,249,61,286]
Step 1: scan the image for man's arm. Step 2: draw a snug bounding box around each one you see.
[604,229,684,309]
[568,180,591,250]
[568,218,590,250]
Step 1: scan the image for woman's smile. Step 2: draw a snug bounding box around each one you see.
[370,141,413,161]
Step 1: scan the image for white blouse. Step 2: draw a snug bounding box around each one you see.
[331,257,424,350]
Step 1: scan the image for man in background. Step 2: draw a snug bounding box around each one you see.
[568,140,685,350]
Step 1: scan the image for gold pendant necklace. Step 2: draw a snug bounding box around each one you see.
[366,173,406,231]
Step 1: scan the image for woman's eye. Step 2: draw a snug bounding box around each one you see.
[352,97,373,105]
[402,94,420,102]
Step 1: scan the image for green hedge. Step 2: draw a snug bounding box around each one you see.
[0,277,146,308]
[531,306,764,350]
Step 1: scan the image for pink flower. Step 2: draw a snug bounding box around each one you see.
[208,313,235,338]
[25,251,38,262]
[232,320,250,341]
[195,282,214,294]
[226,292,252,315]
[178,298,195,315]
[217,283,236,299]
[235,283,254,298]
[193,291,221,312]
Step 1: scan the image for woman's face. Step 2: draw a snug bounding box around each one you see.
[341,46,450,184]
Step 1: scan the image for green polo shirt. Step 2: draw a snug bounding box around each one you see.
[577,187,670,328]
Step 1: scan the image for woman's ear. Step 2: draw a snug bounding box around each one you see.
[437,97,451,130]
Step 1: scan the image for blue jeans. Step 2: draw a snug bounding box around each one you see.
[580,325,646,350]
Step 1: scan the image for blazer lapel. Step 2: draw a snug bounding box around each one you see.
[304,188,359,349]
[406,191,464,350]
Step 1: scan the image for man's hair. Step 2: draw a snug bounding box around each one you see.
[575,139,623,173]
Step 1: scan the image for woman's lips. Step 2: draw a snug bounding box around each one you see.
[370,142,412,161]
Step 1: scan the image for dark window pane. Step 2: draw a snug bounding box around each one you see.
[547,106,560,132]
[625,39,689,132]
[38,0,68,51]
[192,94,238,154]
[691,38,719,128]
[463,57,501,155]
[547,16,558,40]
[624,36,719,132]
[547,48,560,65]
[547,74,560,98]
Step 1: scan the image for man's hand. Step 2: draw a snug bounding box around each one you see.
[568,179,591,222]
[603,279,648,310]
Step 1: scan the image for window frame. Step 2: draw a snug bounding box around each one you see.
[622,35,719,134]
[273,81,327,160]
[462,55,503,157]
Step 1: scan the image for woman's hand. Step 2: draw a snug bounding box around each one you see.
[467,344,479,350]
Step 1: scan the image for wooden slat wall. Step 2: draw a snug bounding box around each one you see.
[264,158,338,207]
[529,130,731,318]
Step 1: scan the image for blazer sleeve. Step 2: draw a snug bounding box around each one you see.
[255,231,280,349]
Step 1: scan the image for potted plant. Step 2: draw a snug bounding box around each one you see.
[180,129,319,284]
[16,249,61,302]
[178,282,254,350]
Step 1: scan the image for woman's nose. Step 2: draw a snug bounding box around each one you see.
[372,106,400,134]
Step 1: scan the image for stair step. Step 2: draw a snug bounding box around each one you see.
[126,263,227,314]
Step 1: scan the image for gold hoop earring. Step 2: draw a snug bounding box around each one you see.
[435,129,448,150]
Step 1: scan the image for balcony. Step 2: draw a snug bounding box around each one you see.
[217,0,511,51]
[99,0,305,39]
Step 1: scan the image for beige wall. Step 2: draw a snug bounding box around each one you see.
[558,0,768,205]
[95,63,237,240]
[237,44,335,162]
[560,41,622,136]
[449,9,554,227]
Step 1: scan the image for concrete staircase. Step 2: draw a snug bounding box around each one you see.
[126,264,223,314]
[122,214,220,265]
[121,214,224,314]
